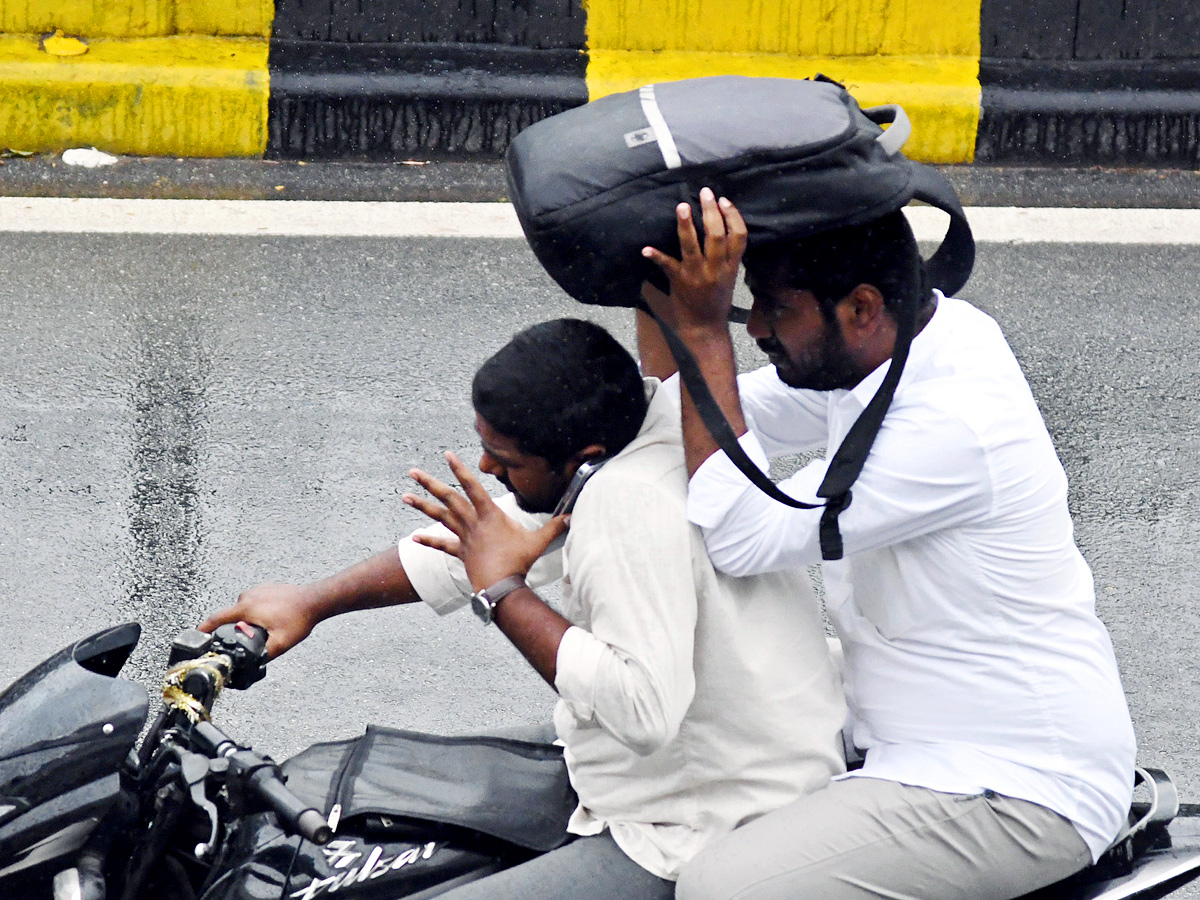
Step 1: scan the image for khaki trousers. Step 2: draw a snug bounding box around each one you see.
[676,777,1092,900]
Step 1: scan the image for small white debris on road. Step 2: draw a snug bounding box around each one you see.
[62,148,119,168]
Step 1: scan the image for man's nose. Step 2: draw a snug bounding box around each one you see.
[746,301,770,340]
[479,450,503,478]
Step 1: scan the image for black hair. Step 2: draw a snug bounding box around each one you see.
[472,319,648,470]
[743,210,930,321]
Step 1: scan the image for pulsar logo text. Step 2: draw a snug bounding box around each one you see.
[289,840,438,900]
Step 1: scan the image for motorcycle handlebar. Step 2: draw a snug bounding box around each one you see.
[249,770,334,845]
[167,623,269,693]
[165,627,333,846]
[192,720,332,846]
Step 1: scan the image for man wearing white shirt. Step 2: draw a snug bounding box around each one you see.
[641,188,1136,900]
[202,318,846,899]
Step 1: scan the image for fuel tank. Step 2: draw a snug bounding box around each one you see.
[0,622,148,882]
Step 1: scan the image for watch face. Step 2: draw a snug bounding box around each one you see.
[471,591,493,624]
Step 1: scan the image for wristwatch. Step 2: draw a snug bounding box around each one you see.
[470,575,527,625]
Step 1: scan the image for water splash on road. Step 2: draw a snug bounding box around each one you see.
[120,300,209,670]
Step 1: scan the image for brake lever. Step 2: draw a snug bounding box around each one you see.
[171,744,222,860]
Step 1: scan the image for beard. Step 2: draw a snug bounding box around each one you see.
[757,322,860,391]
[498,473,561,515]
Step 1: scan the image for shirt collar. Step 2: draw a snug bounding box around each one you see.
[604,377,674,463]
[840,290,946,411]
[638,376,673,434]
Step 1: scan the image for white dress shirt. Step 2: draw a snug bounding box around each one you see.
[399,378,847,879]
[687,294,1136,861]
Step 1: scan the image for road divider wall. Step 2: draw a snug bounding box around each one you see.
[0,0,1196,165]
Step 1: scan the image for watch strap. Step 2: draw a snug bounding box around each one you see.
[472,575,528,625]
[481,575,527,605]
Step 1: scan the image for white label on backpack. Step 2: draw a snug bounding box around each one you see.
[638,85,682,169]
[624,127,657,148]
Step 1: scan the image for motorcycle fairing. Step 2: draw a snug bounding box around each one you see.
[0,623,147,881]
[0,776,117,879]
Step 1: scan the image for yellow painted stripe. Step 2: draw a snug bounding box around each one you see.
[0,0,273,39]
[586,52,979,164]
[178,0,273,39]
[584,0,978,57]
[0,34,269,157]
[583,0,982,164]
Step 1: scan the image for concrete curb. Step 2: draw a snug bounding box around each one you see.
[978,60,1200,166]
[3,157,1200,208]
[0,1,271,157]
[0,156,510,202]
[1,1,1197,166]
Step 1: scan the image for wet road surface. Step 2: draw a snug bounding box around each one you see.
[0,212,1198,850]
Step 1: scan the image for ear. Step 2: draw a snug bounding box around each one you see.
[564,444,607,477]
[837,283,887,340]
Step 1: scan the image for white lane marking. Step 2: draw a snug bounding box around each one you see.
[905,205,1200,245]
[1,199,1199,244]
[0,199,526,237]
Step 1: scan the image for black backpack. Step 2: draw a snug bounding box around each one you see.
[504,75,976,560]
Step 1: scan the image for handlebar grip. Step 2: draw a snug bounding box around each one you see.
[297,809,335,845]
[189,721,331,844]
[248,766,333,845]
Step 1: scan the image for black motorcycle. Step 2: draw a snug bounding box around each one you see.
[1,622,1198,900]
[0,622,573,900]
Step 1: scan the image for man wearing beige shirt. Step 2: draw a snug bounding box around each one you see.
[202,318,845,898]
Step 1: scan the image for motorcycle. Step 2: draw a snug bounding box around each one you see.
[0,622,573,900]
[1,621,1198,900]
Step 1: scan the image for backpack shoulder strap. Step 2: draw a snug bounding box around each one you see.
[646,168,973,561]
[646,306,824,515]
[910,163,975,296]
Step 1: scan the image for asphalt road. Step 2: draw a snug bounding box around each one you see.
[0,207,1198,892]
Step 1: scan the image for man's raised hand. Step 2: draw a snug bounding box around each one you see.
[641,187,747,332]
[403,452,567,592]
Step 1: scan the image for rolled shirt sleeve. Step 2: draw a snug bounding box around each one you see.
[397,493,562,614]
[552,626,606,718]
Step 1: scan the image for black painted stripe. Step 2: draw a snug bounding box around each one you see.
[978,0,1200,164]
[978,58,1200,165]
[266,0,588,159]
[270,42,587,100]
[267,42,587,159]
[271,0,586,48]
